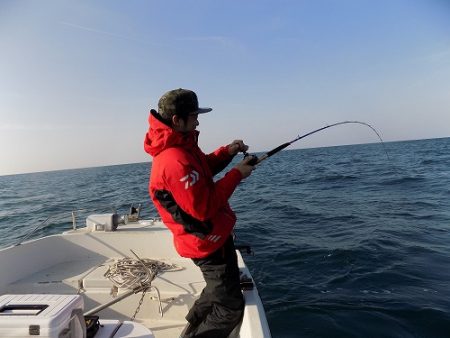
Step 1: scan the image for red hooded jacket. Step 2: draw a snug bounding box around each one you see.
[144,110,243,258]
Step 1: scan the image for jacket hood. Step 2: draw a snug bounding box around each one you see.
[144,110,199,157]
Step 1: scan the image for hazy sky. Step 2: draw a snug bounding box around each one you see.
[1,0,449,175]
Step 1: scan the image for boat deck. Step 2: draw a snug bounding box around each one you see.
[0,221,205,337]
[0,220,270,337]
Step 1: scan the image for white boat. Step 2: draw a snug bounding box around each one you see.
[0,206,271,337]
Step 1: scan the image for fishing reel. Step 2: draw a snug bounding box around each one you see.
[244,153,258,166]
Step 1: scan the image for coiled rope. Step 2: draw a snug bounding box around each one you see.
[104,257,179,289]
[104,250,181,319]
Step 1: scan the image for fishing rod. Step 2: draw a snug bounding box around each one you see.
[244,121,389,165]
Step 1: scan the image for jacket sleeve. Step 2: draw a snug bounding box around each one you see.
[206,146,234,176]
[163,153,242,221]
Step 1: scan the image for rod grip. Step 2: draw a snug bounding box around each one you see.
[266,142,291,157]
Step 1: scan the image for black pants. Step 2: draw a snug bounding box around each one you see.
[185,236,245,338]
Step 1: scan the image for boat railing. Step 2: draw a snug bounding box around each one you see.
[13,211,72,247]
[13,203,144,247]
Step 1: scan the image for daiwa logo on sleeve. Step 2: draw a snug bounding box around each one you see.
[180,170,200,189]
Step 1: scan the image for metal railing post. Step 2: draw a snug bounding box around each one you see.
[72,211,77,230]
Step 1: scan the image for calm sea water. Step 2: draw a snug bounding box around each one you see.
[1,137,450,337]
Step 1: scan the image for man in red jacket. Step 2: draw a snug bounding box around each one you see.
[144,88,255,337]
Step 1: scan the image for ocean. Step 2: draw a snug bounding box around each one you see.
[1,137,450,337]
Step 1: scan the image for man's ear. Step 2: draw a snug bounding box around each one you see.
[172,115,181,127]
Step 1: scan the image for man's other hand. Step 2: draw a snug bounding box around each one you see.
[228,140,249,156]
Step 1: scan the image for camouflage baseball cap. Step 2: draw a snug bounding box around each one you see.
[158,89,212,119]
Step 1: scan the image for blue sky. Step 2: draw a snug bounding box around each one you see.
[1,0,449,175]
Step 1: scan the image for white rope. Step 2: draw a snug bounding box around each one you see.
[104,256,180,289]
[104,252,181,318]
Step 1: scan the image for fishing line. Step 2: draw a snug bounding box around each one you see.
[243,121,390,165]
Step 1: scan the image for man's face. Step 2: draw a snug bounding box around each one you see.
[176,113,199,133]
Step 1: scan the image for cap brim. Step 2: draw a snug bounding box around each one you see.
[197,107,212,114]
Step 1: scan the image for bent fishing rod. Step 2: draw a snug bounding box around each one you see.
[243,121,389,165]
